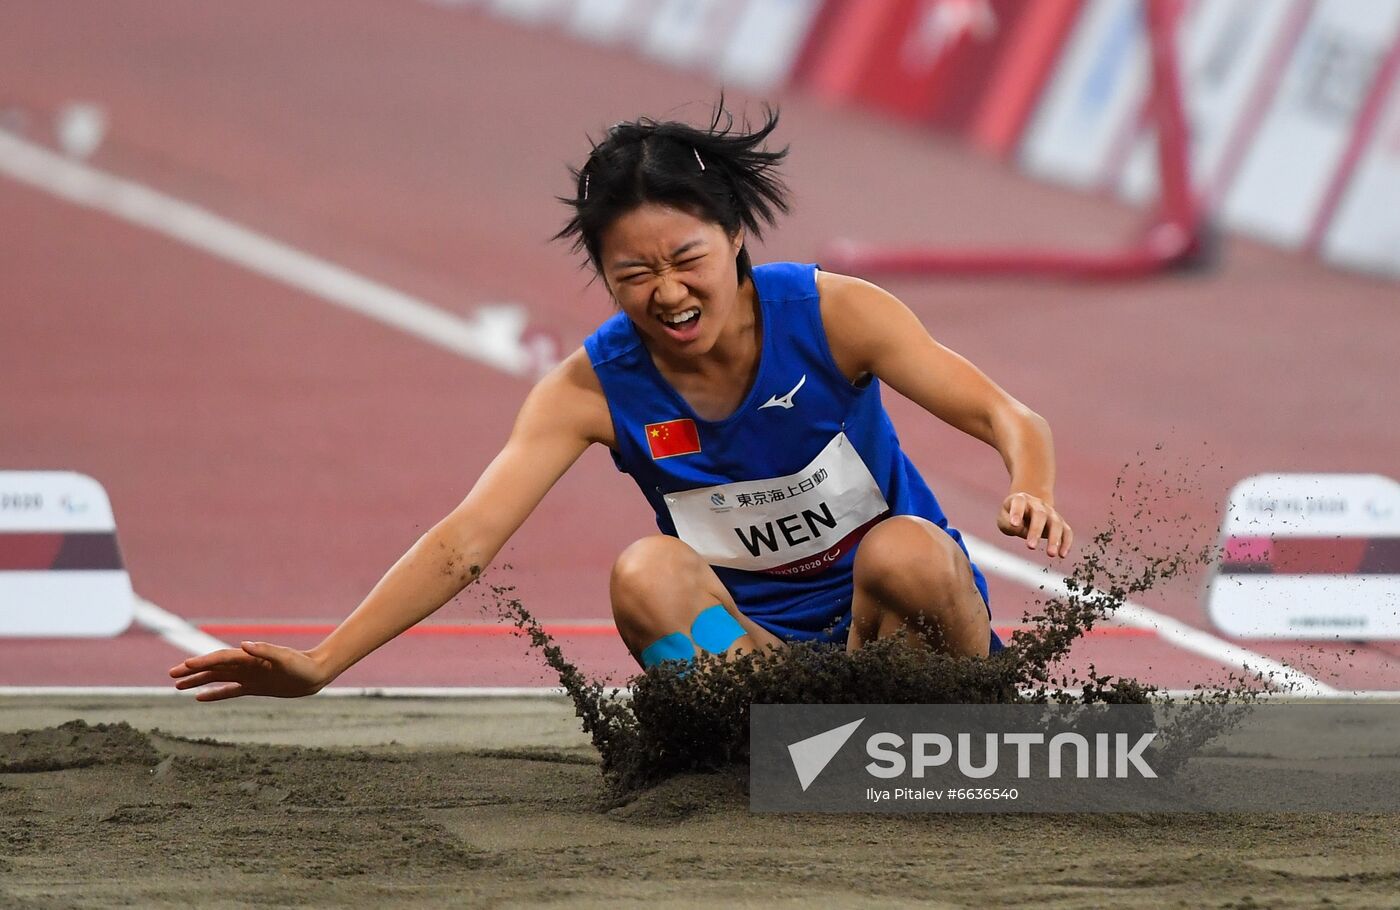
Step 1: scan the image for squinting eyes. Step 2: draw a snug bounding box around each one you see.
[617,256,707,284]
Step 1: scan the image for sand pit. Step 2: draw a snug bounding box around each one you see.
[2,696,1398,909]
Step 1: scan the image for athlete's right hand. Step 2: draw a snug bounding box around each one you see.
[168,641,330,701]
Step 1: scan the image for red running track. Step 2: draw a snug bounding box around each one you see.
[1,0,1397,691]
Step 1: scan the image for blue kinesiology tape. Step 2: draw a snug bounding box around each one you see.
[690,605,746,654]
[639,631,696,669]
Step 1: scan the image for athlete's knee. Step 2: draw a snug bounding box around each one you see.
[851,518,974,610]
[855,517,923,574]
[611,536,700,599]
[856,517,965,589]
[609,536,706,639]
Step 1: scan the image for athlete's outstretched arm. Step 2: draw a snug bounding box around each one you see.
[169,350,614,700]
[817,271,1072,558]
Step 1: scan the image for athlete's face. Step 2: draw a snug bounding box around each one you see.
[599,203,746,359]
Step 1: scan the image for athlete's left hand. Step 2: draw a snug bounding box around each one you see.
[998,492,1072,557]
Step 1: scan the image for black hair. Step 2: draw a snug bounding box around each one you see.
[555,99,790,287]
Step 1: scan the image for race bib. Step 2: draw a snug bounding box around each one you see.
[664,433,889,576]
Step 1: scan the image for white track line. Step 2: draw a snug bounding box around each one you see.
[964,539,1337,696]
[134,597,230,655]
[0,128,1356,698]
[0,131,536,377]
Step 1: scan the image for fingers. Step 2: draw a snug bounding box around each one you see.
[173,667,266,693]
[169,644,271,692]
[195,682,247,702]
[1046,514,1070,558]
[1006,493,1026,530]
[169,641,315,701]
[168,644,279,684]
[172,670,223,691]
[169,647,259,677]
[1037,513,1074,558]
[1001,493,1074,558]
[1024,505,1048,550]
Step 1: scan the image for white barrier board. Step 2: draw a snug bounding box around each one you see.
[1118,0,1302,204]
[0,471,135,636]
[489,0,570,22]
[1207,474,1400,639]
[639,0,747,71]
[1322,54,1400,278]
[717,0,823,90]
[1020,0,1149,189]
[1222,0,1400,247]
[565,0,650,44]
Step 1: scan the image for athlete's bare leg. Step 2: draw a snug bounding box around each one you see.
[610,535,784,668]
[847,516,991,657]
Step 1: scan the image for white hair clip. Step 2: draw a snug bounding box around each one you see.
[693,148,705,171]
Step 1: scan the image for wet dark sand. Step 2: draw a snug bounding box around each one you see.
[3,696,1398,909]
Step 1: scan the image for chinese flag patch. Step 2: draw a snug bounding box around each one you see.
[644,419,701,459]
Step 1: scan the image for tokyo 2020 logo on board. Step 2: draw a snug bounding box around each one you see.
[1207,473,1400,639]
[0,471,135,637]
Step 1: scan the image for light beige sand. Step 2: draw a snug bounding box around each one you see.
[3,696,1398,909]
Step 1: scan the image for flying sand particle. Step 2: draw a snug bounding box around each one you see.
[487,463,1276,796]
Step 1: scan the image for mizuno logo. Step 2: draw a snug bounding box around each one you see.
[759,374,806,410]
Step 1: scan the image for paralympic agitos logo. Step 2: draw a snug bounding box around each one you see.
[787,717,1159,792]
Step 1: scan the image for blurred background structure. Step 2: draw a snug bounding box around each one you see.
[473,0,1400,279]
[1,0,1396,695]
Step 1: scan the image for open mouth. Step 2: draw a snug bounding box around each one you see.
[657,306,701,341]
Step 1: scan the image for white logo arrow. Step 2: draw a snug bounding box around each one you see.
[759,373,806,410]
[787,717,865,791]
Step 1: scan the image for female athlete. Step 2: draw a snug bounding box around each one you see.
[170,105,1072,700]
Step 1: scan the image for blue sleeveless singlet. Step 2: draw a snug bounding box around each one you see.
[583,262,996,647]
